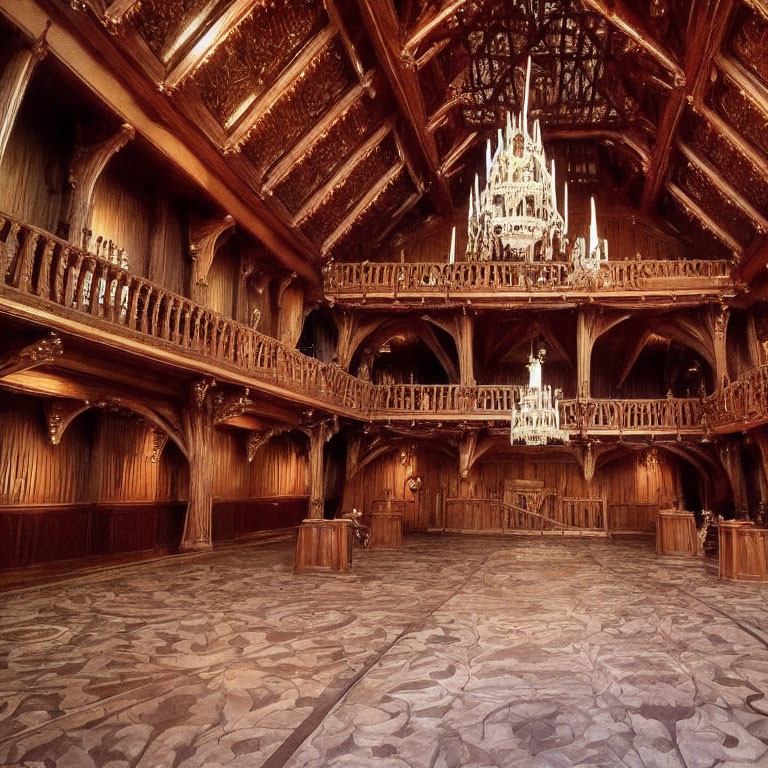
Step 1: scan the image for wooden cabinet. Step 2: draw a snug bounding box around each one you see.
[294,519,353,573]
[656,509,698,556]
[718,522,768,581]
[370,513,403,548]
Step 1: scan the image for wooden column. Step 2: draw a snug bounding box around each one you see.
[307,421,328,519]
[0,25,49,169]
[711,305,730,388]
[180,379,216,552]
[457,312,475,386]
[65,123,135,247]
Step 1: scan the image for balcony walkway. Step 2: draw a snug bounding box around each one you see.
[1,535,766,767]
[0,211,764,438]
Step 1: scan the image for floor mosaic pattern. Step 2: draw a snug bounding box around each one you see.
[1,535,767,767]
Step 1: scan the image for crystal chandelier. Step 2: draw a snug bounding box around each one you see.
[464,56,609,275]
[510,349,569,446]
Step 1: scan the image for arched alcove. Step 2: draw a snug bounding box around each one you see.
[298,306,339,362]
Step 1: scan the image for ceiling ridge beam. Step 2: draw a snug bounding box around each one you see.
[581,0,684,84]
[641,0,735,213]
[693,102,768,182]
[355,0,453,215]
[667,181,742,254]
[224,25,337,150]
[322,161,404,254]
[162,0,256,89]
[292,122,393,225]
[262,81,370,193]
[677,140,768,232]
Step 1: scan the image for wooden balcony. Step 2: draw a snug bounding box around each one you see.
[0,211,761,441]
[323,259,736,309]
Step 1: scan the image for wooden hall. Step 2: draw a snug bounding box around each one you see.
[1,0,768,765]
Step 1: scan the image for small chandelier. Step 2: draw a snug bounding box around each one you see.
[510,348,569,446]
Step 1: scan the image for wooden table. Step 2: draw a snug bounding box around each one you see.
[294,519,353,573]
[656,509,698,555]
[370,513,403,548]
[718,521,768,581]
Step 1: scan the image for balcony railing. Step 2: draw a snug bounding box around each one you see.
[0,211,760,438]
[323,258,734,304]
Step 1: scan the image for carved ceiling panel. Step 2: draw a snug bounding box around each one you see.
[131,0,218,62]
[239,35,355,178]
[274,93,386,213]
[683,110,768,214]
[730,7,768,87]
[455,3,657,130]
[301,136,400,242]
[190,0,328,128]
[328,169,415,258]
[673,160,757,247]
[710,77,768,161]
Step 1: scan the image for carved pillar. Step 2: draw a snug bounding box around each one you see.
[712,305,730,389]
[65,123,135,247]
[457,313,475,386]
[189,215,235,305]
[180,379,216,552]
[0,25,49,169]
[307,422,327,519]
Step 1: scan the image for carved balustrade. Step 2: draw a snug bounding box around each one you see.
[324,258,733,303]
[0,211,762,438]
[707,364,768,431]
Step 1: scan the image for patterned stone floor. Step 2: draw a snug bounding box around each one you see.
[1,535,767,768]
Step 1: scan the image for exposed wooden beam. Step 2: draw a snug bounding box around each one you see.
[716,54,768,119]
[544,127,651,171]
[426,92,468,133]
[667,181,742,254]
[224,26,337,148]
[322,162,404,254]
[440,131,478,175]
[102,0,140,28]
[374,191,421,245]
[403,0,466,56]
[355,0,453,215]
[733,236,768,284]
[677,141,768,233]
[693,102,768,183]
[163,0,255,89]
[323,0,373,92]
[743,0,768,20]
[581,0,684,85]
[262,82,369,193]
[641,0,735,213]
[293,123,392,225]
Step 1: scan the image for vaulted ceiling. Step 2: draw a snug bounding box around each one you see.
[62,0,768,275]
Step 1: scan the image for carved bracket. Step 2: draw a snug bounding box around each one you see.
[44,398,90,445]
[148,428,169,463]
[213,387,252,425]
[66,123,135,246]
[189,215,235,302]
[0,332,63,379]
[246,426,294,462]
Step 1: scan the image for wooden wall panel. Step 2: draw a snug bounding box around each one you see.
[344,446,684,531]
[0,90,72,233]
[207,248,238,320]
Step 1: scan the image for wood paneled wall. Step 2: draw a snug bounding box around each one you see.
[90,150,188,294]
[343,446,686,531]
[0,86,73,233]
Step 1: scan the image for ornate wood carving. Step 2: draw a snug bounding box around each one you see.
[66,124,135,247]
[148,428,168,463]
[44,398,90,445]
[354,0,453,214]
[0,332,63,379]
[189,215,235,305]
[0,23,49,169]
[577,309,630,399]
[667,183,741,255]
[212,388,252,425]
[305,417,339,519]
